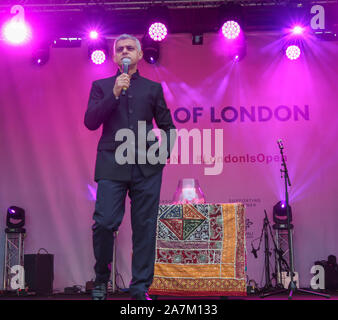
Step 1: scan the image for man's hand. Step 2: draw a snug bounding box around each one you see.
[113,73,130,97]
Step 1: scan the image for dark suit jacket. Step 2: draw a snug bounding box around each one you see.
[84,69,176,182]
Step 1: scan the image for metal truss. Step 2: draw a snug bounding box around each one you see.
[1,1,337,13]
[0,0,336,35]
[274,226,293,286]
[2,231,26,291]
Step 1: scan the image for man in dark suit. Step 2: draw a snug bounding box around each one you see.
[84,34,176,300]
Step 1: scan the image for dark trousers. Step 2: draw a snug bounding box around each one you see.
[92,164,162,295]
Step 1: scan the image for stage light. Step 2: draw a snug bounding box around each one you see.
[224,31,247,62]
[285,45,301,60]
[88,38,108,65]
[89,30,99,40]
[148,22,168,41]
[292,25,304,35]
[222,20,241,39]
[142,34,160,64]
[6,206,25,230]
[218,2,243,39]
[2,20,32,45]
[273,201,292,226]
[229,42,246,62]
[218,3,245,61]
[2,5,32,45]
[91,49,106,65]
[32,43,50,66]
[146,5,170,42]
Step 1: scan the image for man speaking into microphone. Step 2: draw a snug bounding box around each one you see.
[84,34,176,300]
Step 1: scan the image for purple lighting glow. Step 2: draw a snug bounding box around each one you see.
[2,20,32,45]
[89,30,99,40]
[292,26,304,35]
[222,21,241,39]
[280,201,288,209]
[285,45,301,60]
[148,22,168,41]
[91,50,106,65]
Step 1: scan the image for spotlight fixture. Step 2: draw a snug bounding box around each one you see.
[273,201,292,227]
[88,38,108,65]
[218,2,243,39]
[142,34,160,64]
[146,6,170,42]
[291,25,304,35]
[229,40,247,62]
[282,23,306,61]
[6,206,25,231]
[32,42,50,66]
[218,3,245,62]
[89,30,99,40]
[285,45,301,60]
[91,49,106,65]
[222,20,241,40]
[149,22,168,41]
[2,19,32,45]
[2,5,32,45]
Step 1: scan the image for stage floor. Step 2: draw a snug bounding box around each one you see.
[0,291,336,300]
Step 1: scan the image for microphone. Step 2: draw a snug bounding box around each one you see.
[121,57,131,95]
[277,139,284,149]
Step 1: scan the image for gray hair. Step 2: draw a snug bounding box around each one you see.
[113,34,142,52]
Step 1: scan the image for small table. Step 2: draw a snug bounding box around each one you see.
[149,203,246,297]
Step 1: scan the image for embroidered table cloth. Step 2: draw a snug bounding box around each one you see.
[149,203,246,296]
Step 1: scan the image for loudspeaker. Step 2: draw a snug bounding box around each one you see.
[24,254,54,295]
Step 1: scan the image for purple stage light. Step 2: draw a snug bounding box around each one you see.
[222,20,241,39]
[285,45,301,60]
[292,25,304,35]
[148,22,168,41]
[2,20,31,45]
[89,30,99,40]
[91,49,106,65]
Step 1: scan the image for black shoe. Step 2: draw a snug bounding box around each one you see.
[91,283,107,300]
[131,292,152,300]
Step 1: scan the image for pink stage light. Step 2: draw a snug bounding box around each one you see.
[292,25,304,35]
[285,45,301,60]
[91,50,106,65]
[222,20,241,39]
[89,30,99,40]
[2,20,32,45]
[148,22,168,41]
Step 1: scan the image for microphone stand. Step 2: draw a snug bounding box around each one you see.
[251,211,274,293]
[261,140,330,299]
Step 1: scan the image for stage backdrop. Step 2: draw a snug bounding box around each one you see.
[0,32,337,291]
